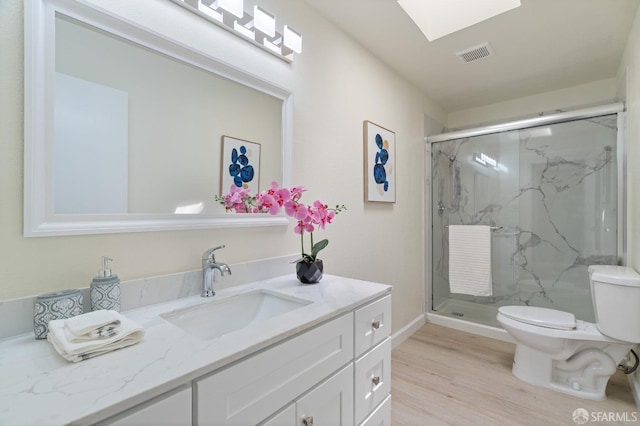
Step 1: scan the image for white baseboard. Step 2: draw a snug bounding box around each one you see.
[426,312,514,343]
[391,314,426,348]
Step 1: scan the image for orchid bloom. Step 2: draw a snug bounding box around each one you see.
[290,185,306,202]
[223,185,251,212]
[266,181,280,196]
[294,216,315,234]
[274,188,291,207]
[216,182,345,263]
[309,200,335,229]
[255,193,280,215]
[285,200,309,221]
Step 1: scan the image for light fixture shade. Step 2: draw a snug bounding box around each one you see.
[283,25,302,54]
[254,6,275,38]
[263,39,281,54]
[218,0,244,19]
[234,20,255,40]
[171,0,301,62]
[198,1,223,22]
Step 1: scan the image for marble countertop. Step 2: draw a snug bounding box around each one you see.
[0,274,391,425]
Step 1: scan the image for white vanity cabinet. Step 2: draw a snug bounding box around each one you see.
[0,274,392,425]
[196,294,392,426]
[195,313,354,425]
[264,364,354,426]
[99,385,192,426]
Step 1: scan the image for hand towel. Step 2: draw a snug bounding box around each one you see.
[448,225,493,296]
[64,309,122,342]
[47,312,144,362]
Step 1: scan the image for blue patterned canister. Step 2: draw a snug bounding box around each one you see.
[90,276,121,312]
[33,289,84,339]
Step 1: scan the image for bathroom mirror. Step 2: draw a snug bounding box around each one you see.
[24,0,292,236]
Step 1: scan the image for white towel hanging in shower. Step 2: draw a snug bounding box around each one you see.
[448,225,492,296]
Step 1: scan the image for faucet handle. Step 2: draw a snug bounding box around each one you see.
[203,245,225,262]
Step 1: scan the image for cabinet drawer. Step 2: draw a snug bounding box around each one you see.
[354,295,391,357]
[360,394,391,426]
[101,385,192,426]
[354,338,391,425]
[196,313,354,425]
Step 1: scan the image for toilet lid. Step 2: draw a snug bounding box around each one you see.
[498,306,576,330]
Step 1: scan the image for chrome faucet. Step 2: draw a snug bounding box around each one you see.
[201,245,232,297]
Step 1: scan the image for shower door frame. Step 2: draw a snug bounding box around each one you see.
[424,103,627,334]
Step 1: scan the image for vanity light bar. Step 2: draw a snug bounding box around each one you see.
[214,0,243,19]
[254,6,276,38]
[283,25,302,54]
[198,2,223,22]
[171,0,302,63]
[233,20,255,39]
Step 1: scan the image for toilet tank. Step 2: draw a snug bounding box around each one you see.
[588,265,640,342]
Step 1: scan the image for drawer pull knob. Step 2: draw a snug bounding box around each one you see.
[372,320,381,330]
[302,415,314,426]
[372,376,381,386]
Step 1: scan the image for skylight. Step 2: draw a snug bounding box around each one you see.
[397,0,521,42]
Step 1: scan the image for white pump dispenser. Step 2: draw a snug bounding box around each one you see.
[98,256,113,278]
[90,256,121,312]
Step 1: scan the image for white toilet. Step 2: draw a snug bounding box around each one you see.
[497,265,640,400]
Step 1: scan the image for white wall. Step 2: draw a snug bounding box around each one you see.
[619,3,640,281]
[446,78,617,130]
[616,4,640,403]
[0,0,445,335]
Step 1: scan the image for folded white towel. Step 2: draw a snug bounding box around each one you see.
[448,225,493,296]
[47,312,144,362]
[64,309,122,342]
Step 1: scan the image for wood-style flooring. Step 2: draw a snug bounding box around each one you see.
[391,323,638,425]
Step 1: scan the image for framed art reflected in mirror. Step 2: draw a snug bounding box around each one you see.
[221,136,261,194]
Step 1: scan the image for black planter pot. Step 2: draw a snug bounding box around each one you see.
[296,260,324,284]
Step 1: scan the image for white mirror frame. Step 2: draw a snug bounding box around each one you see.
[24,0,292,237]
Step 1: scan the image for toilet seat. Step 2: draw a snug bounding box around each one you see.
[498,306,576,330]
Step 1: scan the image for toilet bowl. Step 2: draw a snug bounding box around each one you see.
[497,265,640,400]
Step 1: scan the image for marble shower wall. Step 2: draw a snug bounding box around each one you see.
[432,114,618,322]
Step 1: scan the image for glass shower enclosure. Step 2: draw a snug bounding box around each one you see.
[429,107,623,326]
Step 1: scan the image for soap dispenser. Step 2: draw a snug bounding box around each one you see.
[90,256,121,312]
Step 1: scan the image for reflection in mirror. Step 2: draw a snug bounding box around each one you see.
[25,0,292,236]
[55,15,282,215]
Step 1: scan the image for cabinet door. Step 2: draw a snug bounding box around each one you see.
[296,364,354,426]
[262,403,296,426]
[102,385,191,426]
[196,313,354,425]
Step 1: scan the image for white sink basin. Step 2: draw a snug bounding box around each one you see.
[160,290,312,340]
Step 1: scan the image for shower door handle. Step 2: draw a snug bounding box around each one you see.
[437,201,449,216]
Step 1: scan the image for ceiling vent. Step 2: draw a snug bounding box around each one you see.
[456,42,494,64]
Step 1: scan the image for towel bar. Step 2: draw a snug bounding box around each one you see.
[444,225,502,230]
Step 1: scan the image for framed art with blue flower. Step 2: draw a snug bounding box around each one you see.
[364,121,395,203]
[220,136,261,194]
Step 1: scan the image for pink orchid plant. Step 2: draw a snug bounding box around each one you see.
[216,182,346,263]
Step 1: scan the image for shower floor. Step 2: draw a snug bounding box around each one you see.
[433,298,500,327]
